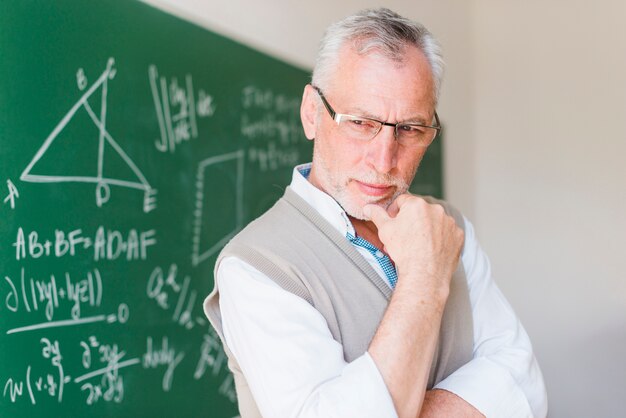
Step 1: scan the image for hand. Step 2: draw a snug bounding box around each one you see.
[363,195,464,298]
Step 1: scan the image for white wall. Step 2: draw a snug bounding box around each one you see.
[472,1,626,417]
[143,1,626,416]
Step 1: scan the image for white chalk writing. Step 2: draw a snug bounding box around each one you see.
[142,336,185,392]
[12,227,157,262]
[20,58,156,213]
[149,65,216,153]
[3,179,19,209]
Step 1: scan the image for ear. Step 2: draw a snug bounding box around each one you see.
[300,84,318,141]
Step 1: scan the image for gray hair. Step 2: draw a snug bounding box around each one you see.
[312,8,444,103]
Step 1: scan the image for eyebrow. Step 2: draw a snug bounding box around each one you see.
[401,116,431,125]
[347,107,431,125]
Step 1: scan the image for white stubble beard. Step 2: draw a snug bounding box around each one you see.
[313,148,414,220]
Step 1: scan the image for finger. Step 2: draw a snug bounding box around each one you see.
[387,199,400,217]
[393,193,414,210]
[363,204,390,226]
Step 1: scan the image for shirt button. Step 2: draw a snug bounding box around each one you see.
[375,250,384,258]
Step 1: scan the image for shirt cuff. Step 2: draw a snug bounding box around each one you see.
[433,357,533,418]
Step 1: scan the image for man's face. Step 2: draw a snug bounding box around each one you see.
[301,44,437,220]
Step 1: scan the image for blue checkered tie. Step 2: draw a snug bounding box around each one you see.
[346,232,398,288]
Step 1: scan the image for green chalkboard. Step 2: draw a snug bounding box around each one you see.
[0,1,442,417]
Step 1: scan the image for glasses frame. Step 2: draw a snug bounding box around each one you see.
[311,85,441,144]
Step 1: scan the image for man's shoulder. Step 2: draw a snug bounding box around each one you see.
[221,190,311,254]
[231,196,291,242]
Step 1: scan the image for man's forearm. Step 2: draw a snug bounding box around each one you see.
[368,278,448,418]
[419,389,485,418]
[364,197,464,418]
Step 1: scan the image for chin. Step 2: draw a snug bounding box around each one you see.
[341,195,394,221]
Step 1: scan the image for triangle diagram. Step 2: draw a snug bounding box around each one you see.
[20,58,151,193]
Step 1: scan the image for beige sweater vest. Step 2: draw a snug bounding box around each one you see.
[204,187,473,418]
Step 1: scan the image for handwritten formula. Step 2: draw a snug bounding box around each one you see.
[0,54,308,415]
[0,4,312,415]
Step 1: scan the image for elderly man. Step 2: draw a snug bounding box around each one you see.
[205,8,547,418]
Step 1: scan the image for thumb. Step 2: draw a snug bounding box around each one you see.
[363,204,390,227]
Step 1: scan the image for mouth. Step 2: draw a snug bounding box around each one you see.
[353,180,395,197]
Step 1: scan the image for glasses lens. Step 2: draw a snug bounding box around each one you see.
[337,115,381,141]
[396,124,437,146]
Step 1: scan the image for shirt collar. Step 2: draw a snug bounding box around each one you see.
[290,163,356,237]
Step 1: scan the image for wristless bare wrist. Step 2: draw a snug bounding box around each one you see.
[394,270,451,309]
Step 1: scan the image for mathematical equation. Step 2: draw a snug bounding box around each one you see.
[241,85,302,172]
[12,227,157,262]
[1,256,235,407]
[1,56,305,415]
[149,65,217,154]
[3,330,231,406]
[4,267,104,323]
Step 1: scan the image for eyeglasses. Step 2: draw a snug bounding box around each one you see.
[312,85,441,147]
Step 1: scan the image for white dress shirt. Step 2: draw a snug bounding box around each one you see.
[215,163,548,418]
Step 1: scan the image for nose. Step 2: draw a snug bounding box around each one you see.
[365,125,398,174]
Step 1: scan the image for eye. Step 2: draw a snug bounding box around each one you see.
[351,118,372,126]
[398,124,427,134]
[346,118,378,130]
